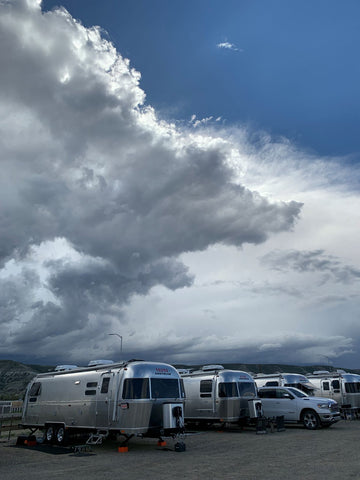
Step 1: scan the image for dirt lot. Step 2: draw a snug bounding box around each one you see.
[1,420,360,480]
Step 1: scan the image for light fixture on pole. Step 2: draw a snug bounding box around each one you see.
[320,354,331,367]
[108,333,123,357]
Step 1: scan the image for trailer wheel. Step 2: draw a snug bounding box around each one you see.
[301,409,320,430]
[45,425,55,443]
[55,426,68,446]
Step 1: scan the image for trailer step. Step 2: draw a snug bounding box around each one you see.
[86,432,108,445]
[72,444,93,455]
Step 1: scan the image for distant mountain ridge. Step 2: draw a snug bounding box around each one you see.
[0,359,359,400]
[0,360,54,400]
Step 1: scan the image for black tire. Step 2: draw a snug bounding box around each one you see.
[301,409,320,430]
[55,426,68,446]
[45,425,55,443]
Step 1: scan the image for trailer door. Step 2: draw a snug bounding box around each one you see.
[196,379,216,418]
[96,373,113,428]
[321,380,334,399]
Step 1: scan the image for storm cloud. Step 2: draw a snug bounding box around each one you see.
[0,0,304,364]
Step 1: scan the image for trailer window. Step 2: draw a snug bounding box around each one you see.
[200,380,212,397]
[238,382,256,397]
[180,379,186,398]
[122,378,150,399]
[345,382,360,393]
[151,379,180,399]
[322,382,330,391]
[101,377,110,394]
[29,382,41,396]
[287,383,313,394]
[218,382,238,398]
[331,380,340,391]
[265,381,279,387]
[85,390,96,395]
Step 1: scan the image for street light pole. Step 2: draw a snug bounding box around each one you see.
[320,354,331,367]
[109,333,123,358]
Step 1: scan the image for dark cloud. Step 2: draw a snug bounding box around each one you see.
[132,332,354,368]
[261,249,360,284]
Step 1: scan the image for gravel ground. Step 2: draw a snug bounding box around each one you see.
[1,420,360,480]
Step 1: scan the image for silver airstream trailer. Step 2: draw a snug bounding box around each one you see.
[253,373,316,395]
[306,370,360,412]
[180,365,260,426]
[22,359,185,447]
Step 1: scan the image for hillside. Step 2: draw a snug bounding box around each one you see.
[0,359,359,400]
[0,360,54,400]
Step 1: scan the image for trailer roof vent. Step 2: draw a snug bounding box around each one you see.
[177,369,191,375]
[201,365,224,371]
[312,370,330,375]
[88,359,114,366]
[54,365,78,371]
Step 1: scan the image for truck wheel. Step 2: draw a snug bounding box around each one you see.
[45,425,55,443]
[301,409,320,430]
[55,426,68,446]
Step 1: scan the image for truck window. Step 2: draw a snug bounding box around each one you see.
[122,378,150,399]
[238,382,256,397]
[151,379,180,399]
[265,381,279,386]
[200,380,212,397]
[258,389,276,398]
[287,387,307,398]
[276,389,293,399]
[218,382,238,398]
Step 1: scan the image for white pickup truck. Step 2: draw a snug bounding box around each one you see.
[257,386,341,429]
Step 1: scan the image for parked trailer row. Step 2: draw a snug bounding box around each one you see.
[21,362,357,449]
[178,366,341,430]
[252,370,360,411]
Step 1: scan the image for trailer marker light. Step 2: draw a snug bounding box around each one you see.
[120,403,129,409]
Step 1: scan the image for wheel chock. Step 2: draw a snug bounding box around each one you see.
[118,446,128,453]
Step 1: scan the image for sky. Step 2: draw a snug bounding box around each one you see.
[0,0,359,369]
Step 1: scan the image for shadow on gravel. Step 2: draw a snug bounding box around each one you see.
[9,444,73,455]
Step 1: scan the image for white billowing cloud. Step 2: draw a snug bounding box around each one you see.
[0,1,359,369]
[0,0,303,365]
[118,129,360,366]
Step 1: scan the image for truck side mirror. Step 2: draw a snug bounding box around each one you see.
[283,393,293,399]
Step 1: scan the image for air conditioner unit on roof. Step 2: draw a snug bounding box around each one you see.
[201,365,224,371]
